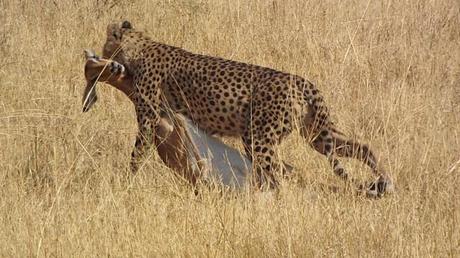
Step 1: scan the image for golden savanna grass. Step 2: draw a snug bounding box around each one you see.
[1,0,459,256]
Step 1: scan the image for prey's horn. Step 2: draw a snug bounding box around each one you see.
[82,79,98,113]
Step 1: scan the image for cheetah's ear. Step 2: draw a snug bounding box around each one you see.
[121,20,133,29]
[106,21,132,40]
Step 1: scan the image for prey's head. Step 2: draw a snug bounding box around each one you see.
[82,49,100,112]
[82,49,133,112]
[82,49,126,112]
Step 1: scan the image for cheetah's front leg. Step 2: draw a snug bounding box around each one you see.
[130,114,156,173]
[130,93,161,173]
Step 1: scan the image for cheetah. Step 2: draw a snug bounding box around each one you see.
[83,49,257,188]
[92,20,394,196]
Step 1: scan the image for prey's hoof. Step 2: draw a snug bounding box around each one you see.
[110,61,125,74]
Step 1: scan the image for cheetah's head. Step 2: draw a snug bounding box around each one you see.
[102,20,133,62]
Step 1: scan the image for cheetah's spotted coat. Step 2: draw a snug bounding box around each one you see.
[87,21,393,196]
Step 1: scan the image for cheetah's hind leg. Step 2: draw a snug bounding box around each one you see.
[307,127,394,197]
[302,120,394,197]
[330,132,394,197]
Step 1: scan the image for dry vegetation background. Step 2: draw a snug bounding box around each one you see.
[0,0,459,256]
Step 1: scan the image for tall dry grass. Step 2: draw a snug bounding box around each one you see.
[0,0,459,256]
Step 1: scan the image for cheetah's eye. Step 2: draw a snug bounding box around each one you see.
[112,31,120,40]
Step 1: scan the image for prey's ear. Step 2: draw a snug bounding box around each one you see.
[84,49,98,60]
[83,49,102,81]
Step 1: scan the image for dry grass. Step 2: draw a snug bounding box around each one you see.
[1,0,459,256]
